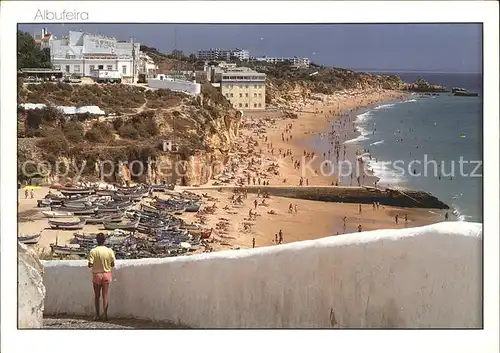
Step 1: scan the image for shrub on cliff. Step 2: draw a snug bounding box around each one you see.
[112,117,124,130]
[118,125,140,140]
[85,122,114,143]
[62,121,84,142]
[117,113,159,140]
[37,133,70,155]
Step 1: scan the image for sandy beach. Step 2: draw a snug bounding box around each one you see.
[18,88,445,255]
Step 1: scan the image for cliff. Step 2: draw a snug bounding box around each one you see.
[265,67,447,108]
[265,67,406,107]
[17,82,241,186]
[18,242,46,328]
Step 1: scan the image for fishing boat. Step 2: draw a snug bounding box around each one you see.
[50,244,87,256]
[48,219,86,230]
[95,189,115,197]
[454,90,479,97]
[61,202,90,209]
[96,206,121,213]
[452,87,467,93]
[73,232,100,240]
[59,187,94,196]
[103,219,139,231]
[184,202,201,212]
[79,213,122,224]
[141,203,161,213]
[37,198,63,207]
[52,207,97,215]
[18,233,41,245]
[42,210,75,218]
[113,193,146,201]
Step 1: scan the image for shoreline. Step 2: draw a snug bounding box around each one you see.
[18,89,448,255]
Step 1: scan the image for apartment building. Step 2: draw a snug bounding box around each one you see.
[254,55,310,68]
[197,48,250,62]
[220,68,266,111]
[47,31,143,82]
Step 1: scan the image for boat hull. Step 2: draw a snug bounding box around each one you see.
[48,220,86,230]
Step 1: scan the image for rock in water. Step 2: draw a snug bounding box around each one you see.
[18,242,46,328]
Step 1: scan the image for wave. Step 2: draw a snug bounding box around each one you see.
[344,135,369,144]
[356,125,372,136]
[451,204,466,222]
[355,111,371,122]
[372,98,416,112]
[365,160,406,186]
[370,140,385,146]
[373,103,396,110]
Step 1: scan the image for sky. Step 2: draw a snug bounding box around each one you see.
[19,24,482,73]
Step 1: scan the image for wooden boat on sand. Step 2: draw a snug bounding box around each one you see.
[18,233,41,245]
[48,219,86,230]
[50,244,87,256]
[42,210,74,218]
[103,219,139,231]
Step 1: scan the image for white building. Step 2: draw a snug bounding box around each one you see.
[197,48,250,62]
[147,74,201,95]
[33,28,55,50]
[138,52,158,77]
[254,56,310,68]
[231,49,250,61]
[48,31,142,82]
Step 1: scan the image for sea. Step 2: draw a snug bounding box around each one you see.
[351,72,483,222]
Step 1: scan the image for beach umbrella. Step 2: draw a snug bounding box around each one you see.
[23,185,41,190]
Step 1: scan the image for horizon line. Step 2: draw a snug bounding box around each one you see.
[351,69,482,74]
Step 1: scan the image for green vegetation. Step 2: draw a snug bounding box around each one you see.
[36,133,70,156]
[85,122,114,143]
[17,31,52,69]
[117,111,159,140]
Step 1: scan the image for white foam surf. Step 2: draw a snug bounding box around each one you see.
[373,103,396,110]
[355,111,371,122]
[370,140,385,146]
[344,135,369,144]
[365,160,406,186]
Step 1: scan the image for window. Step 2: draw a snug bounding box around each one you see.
[230,93,234,97]
[65,65,70,73]
[254,93,257,97]
[107,65,113,70]
[122,65,127,75]
[245,103,248,108]
[239,93,242,98]
[258,93,262,97]
[258,103,262,108]
[98,65,104,70]
[225,93,229,97]
[239,103,242,108]
[254,103,257,108]
[74,65,80,72]
[89,65,95,72]
[254,85,257,89]
[245,85,248,89]
[245,93,248,97]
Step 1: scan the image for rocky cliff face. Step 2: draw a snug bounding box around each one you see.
[18,81,241,186]
[266,68,405,107]
[18,242,46,328]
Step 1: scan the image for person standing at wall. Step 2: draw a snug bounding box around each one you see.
[88,233,116,321]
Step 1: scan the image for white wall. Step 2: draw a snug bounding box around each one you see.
[42,222,482,328]
[147,78,201,95]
